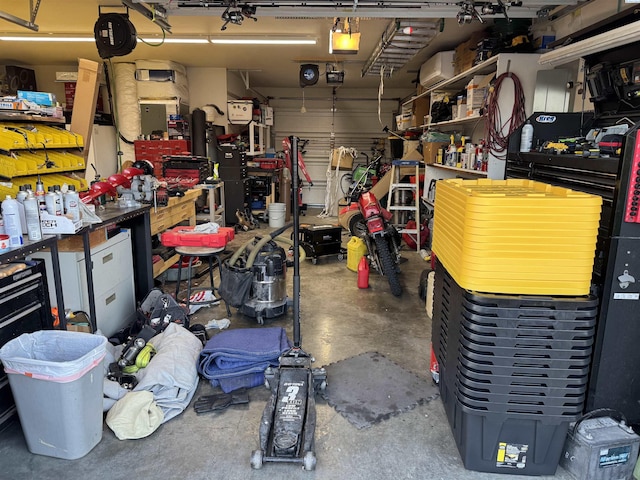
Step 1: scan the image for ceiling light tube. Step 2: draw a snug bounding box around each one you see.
[0,35,94,42]
[539,20,640,66]
[210,36,316,45]
[138,37,209,44]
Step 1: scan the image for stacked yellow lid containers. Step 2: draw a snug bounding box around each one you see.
[431,179,602,296]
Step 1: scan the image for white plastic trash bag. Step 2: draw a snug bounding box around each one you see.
[0,330,107,382]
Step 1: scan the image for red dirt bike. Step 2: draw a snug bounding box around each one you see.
[346,191,403,296]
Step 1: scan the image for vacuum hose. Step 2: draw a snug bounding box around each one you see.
[228,222,303,269]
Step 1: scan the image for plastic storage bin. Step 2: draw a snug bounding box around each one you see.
[431,178,602,295]
[0,330,107,459]
[431,260,598,474]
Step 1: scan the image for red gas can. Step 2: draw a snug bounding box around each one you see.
[357,256,369,289]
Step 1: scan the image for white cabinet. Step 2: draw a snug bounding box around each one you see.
[30,230,136,337]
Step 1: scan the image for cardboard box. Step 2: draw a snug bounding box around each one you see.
[66,321,91,333]
[331,148,355,170]
[0,100,22,110]
[402,140,423,161]
[412,97,431,127]
[454,30,488,75]
[17,90,56,106]
[40,211,82,234]
[70,59,101,162]
[422,142,448,164]
[57,226,107,252]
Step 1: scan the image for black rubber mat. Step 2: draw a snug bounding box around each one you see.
[321,351,440,429]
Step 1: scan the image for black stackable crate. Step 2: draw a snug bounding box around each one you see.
[431,259,599,475]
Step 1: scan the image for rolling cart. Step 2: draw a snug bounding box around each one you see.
[298,224,345,265]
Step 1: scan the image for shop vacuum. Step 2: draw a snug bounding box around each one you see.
[250,136,327,471]
[239,238,288,324]
[220,228,292,325]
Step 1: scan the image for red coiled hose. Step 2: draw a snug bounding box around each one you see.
[485,72,526,159]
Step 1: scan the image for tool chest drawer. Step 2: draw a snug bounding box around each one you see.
[0,375,16,430]
[0,259,52,430]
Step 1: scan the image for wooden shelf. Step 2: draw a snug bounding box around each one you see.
[153,253,180,278]
[0,111,65,123]
[428,163,488,176]
[404,55,500,105]
[426,115,484,129]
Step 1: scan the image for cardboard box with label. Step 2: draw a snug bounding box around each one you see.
[40,212,82,234]
[331,148,355,170]
[422,142,448,164]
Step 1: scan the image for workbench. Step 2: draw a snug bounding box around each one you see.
[150,188,202,279]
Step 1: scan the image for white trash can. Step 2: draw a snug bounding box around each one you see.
[0,330,107,460]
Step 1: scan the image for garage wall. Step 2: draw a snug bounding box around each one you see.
[255,86,408,207]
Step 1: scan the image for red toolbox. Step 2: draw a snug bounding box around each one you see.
[160,226,235,248]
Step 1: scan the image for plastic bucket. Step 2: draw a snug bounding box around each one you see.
[268,202,286,228]
[0,330,107,460]
[347,236,367,272]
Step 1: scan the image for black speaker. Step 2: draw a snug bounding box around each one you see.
[94,13,137,59]
[4,66,37,95]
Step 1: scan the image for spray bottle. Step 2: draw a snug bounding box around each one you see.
[23,191,42,241]
[16,185,28,234]
[2,195,23,247]
[35,175,46,214]
[64,185,80,222]
[53,185,63,216]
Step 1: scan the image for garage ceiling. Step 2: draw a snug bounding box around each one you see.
[0,0,580,92]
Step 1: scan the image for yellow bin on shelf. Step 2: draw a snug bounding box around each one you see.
[347,236,368,272]
[431,178,602,296]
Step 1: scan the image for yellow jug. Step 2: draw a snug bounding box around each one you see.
[347,236,367,272]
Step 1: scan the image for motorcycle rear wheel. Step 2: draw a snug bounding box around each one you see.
[348,213,368,239]
[374,236,402,297]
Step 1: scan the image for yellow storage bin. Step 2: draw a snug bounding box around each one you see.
[432,178,602,295]
[0,174,89,198]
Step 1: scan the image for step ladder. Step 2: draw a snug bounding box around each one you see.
[386,160,421,252]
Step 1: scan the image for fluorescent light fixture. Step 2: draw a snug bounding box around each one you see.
[0,35,94,42]
[539,20,640,66]
[138,37,209,44]
[210,36,316,45]
[329,31,360,54]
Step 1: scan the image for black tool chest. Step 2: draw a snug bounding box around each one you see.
[506,39,640,424]
[0,259,53,430]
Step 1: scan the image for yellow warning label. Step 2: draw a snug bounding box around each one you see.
[496,442,529,469]
[497,442,506,463]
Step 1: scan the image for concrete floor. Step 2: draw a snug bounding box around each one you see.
[0,209,576,480]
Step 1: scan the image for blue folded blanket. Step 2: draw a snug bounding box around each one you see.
[197,327,291,393]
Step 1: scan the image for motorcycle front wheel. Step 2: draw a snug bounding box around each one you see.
[374,236,402,297]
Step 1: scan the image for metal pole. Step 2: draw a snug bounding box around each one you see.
[291,135,301,348]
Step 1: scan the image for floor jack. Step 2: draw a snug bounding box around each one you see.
[251,136,327,471]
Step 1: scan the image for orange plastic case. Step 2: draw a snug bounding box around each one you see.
[160,226,234,248]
